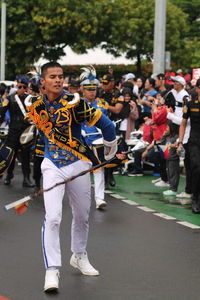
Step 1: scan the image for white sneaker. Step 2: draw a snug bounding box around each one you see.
[95,198,107,209]
[70,253,99,276]
[176,192,192,199]
[44,269,60,292]
[176,198,192,205]
[163,189,177,196]
[151,177,161,183]
[154,180,169,187]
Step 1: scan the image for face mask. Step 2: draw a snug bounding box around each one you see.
[160,98,165,105]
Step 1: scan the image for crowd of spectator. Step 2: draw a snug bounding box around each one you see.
[0,66,199,214]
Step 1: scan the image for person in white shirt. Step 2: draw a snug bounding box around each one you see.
[124,73,139,96]
[165,76,189,119]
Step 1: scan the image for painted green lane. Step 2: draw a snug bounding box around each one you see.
[108,175,200,226]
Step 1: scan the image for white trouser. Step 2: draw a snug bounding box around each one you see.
[41,158,91,268]
[93,168,105,201]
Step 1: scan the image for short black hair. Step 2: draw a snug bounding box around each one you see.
[156,73,165,80]
[147,77,156,87]
[167,120,179,137]
[0,83,7,96]
[196,78,200,88]
[122,81,133,90]
[122,88,133,97]
[41,62,62,78]
[69,80,80,87]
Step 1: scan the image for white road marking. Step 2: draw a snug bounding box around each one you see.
[110,194,125,199]
[121,199,138,206]
[104,190,113,194]
[154,213,176,220]
[107,191,199,230]
[176,221,200,229]
[138,206,155,212]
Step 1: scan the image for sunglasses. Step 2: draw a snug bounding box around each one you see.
[18,85,27,89]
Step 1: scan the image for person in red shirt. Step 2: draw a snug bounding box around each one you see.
[151,93,169,141]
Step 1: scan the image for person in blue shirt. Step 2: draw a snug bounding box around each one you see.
[26,62,119,293]
[138,77,157,119]
[80,66,109,210]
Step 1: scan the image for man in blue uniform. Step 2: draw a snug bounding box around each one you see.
[80,66,110,209]
[26,62,118,292]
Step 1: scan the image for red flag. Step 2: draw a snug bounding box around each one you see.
[15,202,29,215]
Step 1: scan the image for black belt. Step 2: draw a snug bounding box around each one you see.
[175,101,182,108]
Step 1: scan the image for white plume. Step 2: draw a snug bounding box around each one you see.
[80,65,96,81]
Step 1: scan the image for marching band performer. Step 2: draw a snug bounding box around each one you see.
[0,77,35,187]
[27,74,45,192]
[80,66,109,209]
[26,62,119,293]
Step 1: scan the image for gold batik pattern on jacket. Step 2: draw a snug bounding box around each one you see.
[27,94,102,162]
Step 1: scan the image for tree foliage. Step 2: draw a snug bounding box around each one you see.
[171,0,200,38]
[0,0,199,78]
[4,0,111,78]
[101,0,188,72]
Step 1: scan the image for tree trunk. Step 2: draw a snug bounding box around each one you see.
[136,52,142,75]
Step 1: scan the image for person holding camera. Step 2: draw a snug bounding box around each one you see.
[138,78,157,120]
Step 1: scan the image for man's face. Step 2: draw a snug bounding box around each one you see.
[174,81,183,91]
[155,78,161,88]
[83,89,97,101]
[17,83,27,96]
[41,67,64,96]
[145,79,151,90]
[102,81,114,92]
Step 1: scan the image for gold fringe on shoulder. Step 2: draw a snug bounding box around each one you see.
[88,109,102,127]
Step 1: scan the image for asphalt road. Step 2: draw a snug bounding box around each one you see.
[1,167,200,300]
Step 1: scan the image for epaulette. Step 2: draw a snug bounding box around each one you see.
[117,96,124,102]
[2,98,9,107]
[97,98,109,109]
[60,92,80,108]
[30,95,44,108]
[24,94,39,107]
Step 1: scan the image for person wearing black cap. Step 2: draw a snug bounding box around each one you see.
[98,73,123,121]
[0,76,35,187]
[178,78,200,213]
[97,74,124,187]
[68,79,81,94]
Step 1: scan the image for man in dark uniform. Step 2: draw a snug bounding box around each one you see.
[97,73,123,121]
[0,77,34,187]
[178,78,200,213]
[68,79,81,94]
[97,74,124,187]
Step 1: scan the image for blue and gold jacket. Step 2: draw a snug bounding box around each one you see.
[27,91,115,168]
[82,98,109,146]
